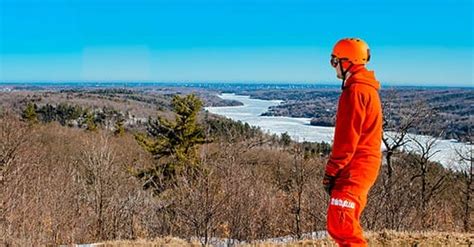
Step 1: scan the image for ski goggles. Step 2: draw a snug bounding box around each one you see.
[330,56,348,67]
[330,56,339,67]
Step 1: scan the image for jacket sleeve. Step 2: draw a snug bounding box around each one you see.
[325,88,366,177]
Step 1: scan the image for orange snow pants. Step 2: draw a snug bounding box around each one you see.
[327,189,368,247]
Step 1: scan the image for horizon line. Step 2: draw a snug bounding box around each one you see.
[0,81,472,89]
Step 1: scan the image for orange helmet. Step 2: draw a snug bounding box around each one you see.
[332,38,371,65]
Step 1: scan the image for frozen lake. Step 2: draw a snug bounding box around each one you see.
[206,93,471,170]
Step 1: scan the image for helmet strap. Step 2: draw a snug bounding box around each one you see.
[340,63,353,90]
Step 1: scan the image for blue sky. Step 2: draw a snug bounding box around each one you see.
[0,0,472,86]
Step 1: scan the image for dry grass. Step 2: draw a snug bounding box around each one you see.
[99,237,201,247]
[95,231,473,247]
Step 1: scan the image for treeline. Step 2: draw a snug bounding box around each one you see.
[0,94,472,246]
[21,102,127,131]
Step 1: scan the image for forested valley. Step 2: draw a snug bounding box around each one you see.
[0,87,472,246]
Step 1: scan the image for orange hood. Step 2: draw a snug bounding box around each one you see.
[345,66,381,90]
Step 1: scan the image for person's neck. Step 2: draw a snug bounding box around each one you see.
[344,65,366,83]
[345,71,352,81]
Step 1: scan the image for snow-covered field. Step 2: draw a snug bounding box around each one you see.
[206,93,472,170]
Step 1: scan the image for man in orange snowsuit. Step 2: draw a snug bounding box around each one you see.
[323,38,382,247]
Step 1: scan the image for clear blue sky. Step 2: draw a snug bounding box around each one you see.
[0,0,473,86]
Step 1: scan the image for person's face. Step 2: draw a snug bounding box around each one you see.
[334,62,343,79]
[330,56,343,79]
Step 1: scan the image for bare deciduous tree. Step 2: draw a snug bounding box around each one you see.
[77,133,118,240]
[454,132,473,232]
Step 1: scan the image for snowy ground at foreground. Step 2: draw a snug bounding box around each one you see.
[189,231,328,247]
[206,94,472,171]
[74,231,328,247]
[74,230,473,246]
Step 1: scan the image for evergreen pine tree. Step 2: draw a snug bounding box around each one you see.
[280,132,291,146]
[22,102,38,124]
[135,94,207,194]
[85,112,97,132]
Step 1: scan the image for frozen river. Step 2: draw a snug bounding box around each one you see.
[206,93,471,170]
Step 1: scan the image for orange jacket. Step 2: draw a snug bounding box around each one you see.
[325,66,383,195]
